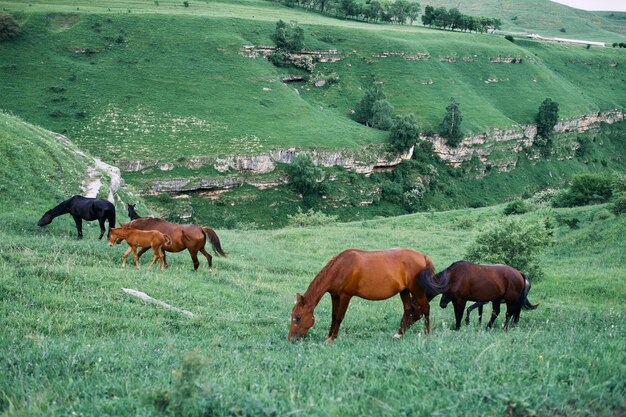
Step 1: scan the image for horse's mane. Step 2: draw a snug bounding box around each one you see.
[47,197,73,216]
[423,260,472,294]
[303,253,343,305]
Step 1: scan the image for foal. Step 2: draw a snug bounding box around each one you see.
[108,227,171,271]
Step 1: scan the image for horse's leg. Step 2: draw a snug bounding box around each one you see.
[408,281,430,335]
[147,246,158,271]
[136,246,149,259]
[326,294,340,341]
[188,248,200,271]
[513,301,522,324]
[97,218,106,240]
[478,303,484,324]
[503,300,521,330]
[326,295,351,342]
[199,247,213,272]
[466,302,483,325]
[132,246,140,270]
[121,247,132,269]
[158,247,165,271]
[395,290,415,339]
[453,299,467,330]
[72,215,83,240]
[486,301,501,329]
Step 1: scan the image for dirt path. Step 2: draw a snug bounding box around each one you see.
[83,158,121,202]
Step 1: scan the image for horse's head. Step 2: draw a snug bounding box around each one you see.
[439,294,452,309]
[288,293,315,341]
[107,228,124,246]
[37,211,53,227]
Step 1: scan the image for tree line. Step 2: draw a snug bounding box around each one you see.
[277,0,421,24]
[421,5,501,33]
[272,0,500,30]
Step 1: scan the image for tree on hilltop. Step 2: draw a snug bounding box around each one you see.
[271,20,304,53]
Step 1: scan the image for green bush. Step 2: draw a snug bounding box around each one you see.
[0,13,21,41]
[389,114,420,152]
[465,216,553,279]
[610,192,626,215]
[287,207,338,227]
[271,20,304,52]
[552,173,613,207]
[380,180,403,204]
[286,154,324,197]
[503,199,531,215]
[592,208,612,221]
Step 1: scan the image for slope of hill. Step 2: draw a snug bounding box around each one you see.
[1,0,625,228]
[0,112,88,212]
[0,0,624,165]
[424,0,626,41]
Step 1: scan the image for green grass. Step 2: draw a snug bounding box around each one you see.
[0,112,624,416]
[1,200,625,416]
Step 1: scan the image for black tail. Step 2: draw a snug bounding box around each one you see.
[520,274,539,310]
[202,227,227,257]
[419,264,449,300]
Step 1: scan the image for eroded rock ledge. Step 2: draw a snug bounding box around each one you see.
[116,109,623,194]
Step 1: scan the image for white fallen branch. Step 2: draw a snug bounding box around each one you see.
[122,288,194,317]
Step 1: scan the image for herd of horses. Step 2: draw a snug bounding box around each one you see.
[37,195,538,341]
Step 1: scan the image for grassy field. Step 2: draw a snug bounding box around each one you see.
[0,114,624,416]
[0,109,625,416]
[1,196,625,416]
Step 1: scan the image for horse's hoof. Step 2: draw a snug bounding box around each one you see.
[324,336,335,343]
[393,333,403,340]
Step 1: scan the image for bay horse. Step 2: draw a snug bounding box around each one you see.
[127,204,141,220]
[288,248,434,342]
[119,218,227,271]
[108,227,172,271]
[37,195,116,240]
[419,260,538,330]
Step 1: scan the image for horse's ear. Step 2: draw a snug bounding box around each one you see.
[295,293,304,305]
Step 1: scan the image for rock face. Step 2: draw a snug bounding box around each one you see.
[118,109,623,193]
[427,109,623,168]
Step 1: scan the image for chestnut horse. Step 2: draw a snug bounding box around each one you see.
[108,227,172,271]
[419,260,538,330]
[288,248,434,342]
[120,218,227,271]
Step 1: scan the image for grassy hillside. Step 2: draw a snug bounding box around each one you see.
[425,0,626,41]
[0,0,624,167]
[1,178,624,416]
[0,112,88,210]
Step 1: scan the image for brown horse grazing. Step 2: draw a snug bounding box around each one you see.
[288,248,435,342]
[119,218,227,271]
[420,260,538,330]
[108,227,172,271]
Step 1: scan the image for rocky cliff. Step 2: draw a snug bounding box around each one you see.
[116,109,623,194]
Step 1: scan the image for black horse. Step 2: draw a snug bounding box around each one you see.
[127,203,141,220]
[37,195,116,240]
